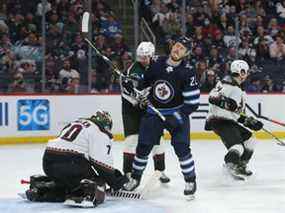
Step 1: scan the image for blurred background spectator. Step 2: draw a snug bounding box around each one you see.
[1,0,285,94]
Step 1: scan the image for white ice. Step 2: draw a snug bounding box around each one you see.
[0,140,285,213]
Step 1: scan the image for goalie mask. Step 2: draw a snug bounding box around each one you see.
[89,111,113,132]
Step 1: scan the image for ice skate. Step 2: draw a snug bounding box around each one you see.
[184,180,196,201]
[159,172,170,183]
[123,177,140,191]
[224,163,246,181]
[237,162,253,176]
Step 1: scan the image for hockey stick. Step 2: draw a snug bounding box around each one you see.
[259,116,285,127]
[246,104,285,127]
[82,12,122,77]
[239,112,285,146]
[260,127,285,146]
[139,170,162,199]
[81,12,166,122]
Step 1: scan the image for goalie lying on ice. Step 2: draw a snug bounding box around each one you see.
[205,60,263,180]
[23,111,128,207]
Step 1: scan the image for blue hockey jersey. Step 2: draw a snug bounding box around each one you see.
[144,56,200,116]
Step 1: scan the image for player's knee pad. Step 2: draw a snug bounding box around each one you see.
[123,135,138,154]
[152,144,165,156]
[25,175,66,202]
[225,144,244,164]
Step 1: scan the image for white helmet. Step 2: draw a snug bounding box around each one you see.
[230,60,249,76]
[136,41,155,58]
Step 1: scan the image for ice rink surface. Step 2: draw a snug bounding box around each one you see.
[0,140,284,213]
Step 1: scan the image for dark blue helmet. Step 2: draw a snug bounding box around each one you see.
[174,36,192,54]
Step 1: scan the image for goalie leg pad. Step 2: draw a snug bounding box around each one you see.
[65,179,106,207]
[26,175,66,202]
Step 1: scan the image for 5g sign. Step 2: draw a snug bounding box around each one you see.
[17,99,50,131]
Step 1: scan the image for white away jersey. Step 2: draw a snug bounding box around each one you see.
[207,78,246,122]
[46,119,113,167]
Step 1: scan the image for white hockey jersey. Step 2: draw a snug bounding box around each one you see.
[46,119,113,167]
[207,77,246,122]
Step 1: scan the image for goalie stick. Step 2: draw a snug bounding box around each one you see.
[81,12,166,122]
[107,170,161,200]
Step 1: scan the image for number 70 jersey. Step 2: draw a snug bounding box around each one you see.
[46,119,113,167]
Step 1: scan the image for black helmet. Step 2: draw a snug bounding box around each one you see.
[89,110,113,132]
[174,35,192,54]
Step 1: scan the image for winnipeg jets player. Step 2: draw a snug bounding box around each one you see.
[205,60,263,180]
[121,41,170,183]
[25,111,128,207]
[124,36,200,199]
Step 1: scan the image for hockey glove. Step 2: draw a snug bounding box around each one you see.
[121,77,135,95]
[238,115,263,131]
[164,112,184,133]
[137,87,151,109]
[209,95,238,112]
[108,169,129,191]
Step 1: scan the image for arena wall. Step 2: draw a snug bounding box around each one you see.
[0,94,284,145]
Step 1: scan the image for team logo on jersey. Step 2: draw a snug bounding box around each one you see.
[166,66,173,73]
[153,80,174,103]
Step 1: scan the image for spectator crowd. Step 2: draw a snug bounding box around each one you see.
[1,0,285,93]
[140,0,285,93]
[0,0,130,93]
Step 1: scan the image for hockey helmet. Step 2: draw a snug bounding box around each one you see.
[136,41,155,58]
[90,110,113,131]
[230,60,249,76]
[174,36,192,54]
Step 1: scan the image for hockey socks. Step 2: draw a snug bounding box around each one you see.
[179,154,195,179]
[123,152,135,175]
[153,153,165,171]
[153,153,170,183]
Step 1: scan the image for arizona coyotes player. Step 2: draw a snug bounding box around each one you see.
[25,111,128,207]
[205,60,263,180]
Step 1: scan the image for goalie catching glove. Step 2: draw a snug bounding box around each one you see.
[238,114,263,131]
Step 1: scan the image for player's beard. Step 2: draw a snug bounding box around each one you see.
[171,54,183,62]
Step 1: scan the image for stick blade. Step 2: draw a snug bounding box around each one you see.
[82,12,90,33]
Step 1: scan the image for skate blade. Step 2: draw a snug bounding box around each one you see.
[64,199,95,208]
[185,194,195,201]
[223,164,247,181]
